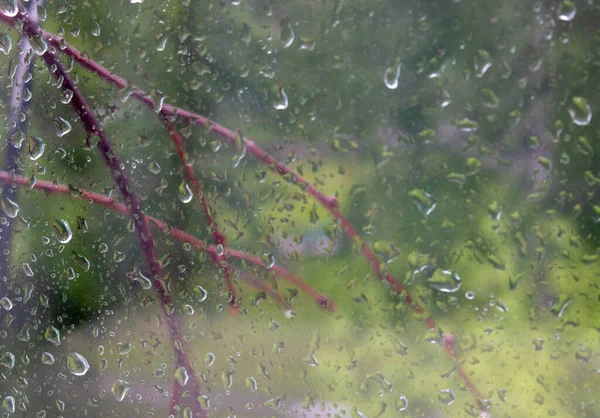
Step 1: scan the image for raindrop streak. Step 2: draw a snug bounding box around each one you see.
[568,96,592,126]
[272,85,288,110]
[384,63,401,89]
[112,380,132,402]
[53,219,73,244]
[54,117,72,137]
[28,136,46,160]
[66,352,90,376]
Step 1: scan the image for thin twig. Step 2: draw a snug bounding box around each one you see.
[0,170,332,311]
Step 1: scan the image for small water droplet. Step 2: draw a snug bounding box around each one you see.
[395,394,409,411]
[91,21,101,37]
[280,19,295,48]
[474,49,492,78]
[0,297,12,311]
[28,136,46,160]
[384,63,401,90]
[148,161,161,174]
[1,196,20,218]
[41,352,55,365]
[261,252,275,269]
[272,86,288,110]
[2,396,15,414]
[72,252,91,272]
[116,342,132,355]
[112,379,132,401]
[0,352,15,369]
[438,388,456,405]
[175,366,189,386]
[179,181,193,203]
[195,285,208,302]
[60,89,74,104]
[409,189,436,217]
[53,117,72,137]
[205,352,215,367]
[0,0,18,17]
[66,352,90,376]
[427,269,461,293]
[302,353,319,367]
[568,96,592,126]
[53,219,72,244]
[0,33,12,55]
[44,325,61,345]
[557,0,576,21]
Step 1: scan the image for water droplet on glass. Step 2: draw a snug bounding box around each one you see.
[116,342,132,355]
[302,353,319,367]
[44,325,61,345]
[60,89,73,104]
[112,379,132,402]
[205,352,215,367]
[488,201,502,221]
[53,219,72,244]
[395,394,409,411]
[0,33,12,55]
[182,304,195,315]
[298,37,316,51]
[28,136,46,160]
[272,85,288,110]
[175,366,189,386]
[409,189,436,217]
[91,21,101,37]
[568,96,592,126]
[30,33,47,55]
[66,352,90,376]
[438,388,456,405]
[1,196,20,218]
[280,20,295,48]
[195,285,208,302]
[2,396,15,414]
[148,161,161,174]
[0,352,15,369]
[384,63,401,90]
[558,0,576,21]
[261,252,275,269]
[156,35,167,51]
[54,117,72,137]
[0,0,18,17]
[474,49,492,78]
[0,297,12,311]
[130,270,152,290]
[41,352,55,365]
[465,291,475,300]
[427,269,461,293]
[179,181,193,203]
[130,0,144,3]
[72,251,91,272]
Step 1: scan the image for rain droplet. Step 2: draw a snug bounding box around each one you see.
[384,63,401,90]
[568,96,592,126]
[30,34,47,56]
[301,353,319,367]
[438,388,456,405]
[175,366,189,386]
[131,270,152,290]
[54,117,72,137]
[0,352,15,369]
[53,219,72,244]
[182,304,195,315]
[148,161,161,174]
[204,352,215,367]
[1,196,20,218]
[0,0,18,17]
[91,21,101,37]
[2,396,15,414]
[427,269,461,293]
[116,342,132,355]
[60,89,73,104]
[409,189,436,217]
[261,252,275,269]
[44,325,61,345]
[179,181,193,203]
[66,352,90,376]
[0,297,12,311]
[72,252,91,272]
[28,136,46,160]
[272,85,288,110]
[41,352,55,365]
[395,394,409,412]
[557,0,576,21]
[0,33,12,55]
[195,285,208,302]
[280,19,295,48]
[112,379,132,402]
[474,49,492,78]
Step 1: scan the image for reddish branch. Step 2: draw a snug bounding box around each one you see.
[0,8,485,413]
[0,170,331,311]
[165,121,238,312]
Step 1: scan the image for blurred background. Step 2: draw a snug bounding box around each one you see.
[1,0,599,416]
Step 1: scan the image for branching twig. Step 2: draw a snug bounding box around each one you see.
[0,170,332,311]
